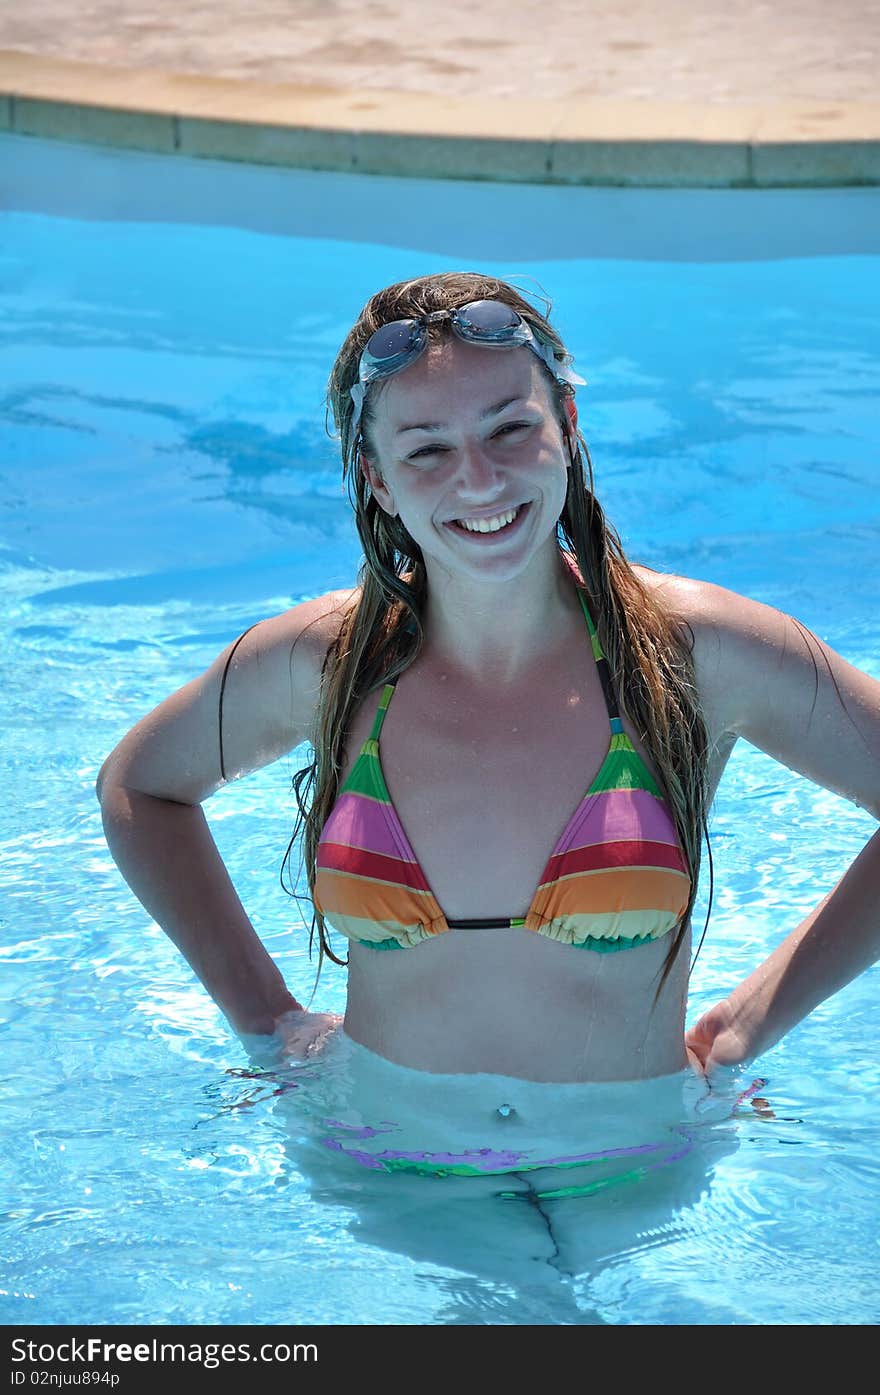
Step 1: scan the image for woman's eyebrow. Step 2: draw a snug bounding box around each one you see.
[394,395,528,436]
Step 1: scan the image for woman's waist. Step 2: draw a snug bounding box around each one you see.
[276,1028,727,1196]
[342,927,688,1080]
[306,1027,703,1156]
[342,992,687,1083]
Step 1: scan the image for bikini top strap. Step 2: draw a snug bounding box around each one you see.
[576,589,624,730]
[367,681,397,744]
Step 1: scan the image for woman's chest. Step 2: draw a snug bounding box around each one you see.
[339,663,648,921]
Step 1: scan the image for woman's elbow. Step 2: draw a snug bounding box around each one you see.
[95,752,116,805]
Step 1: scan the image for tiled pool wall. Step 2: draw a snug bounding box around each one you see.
[2,49,880,186]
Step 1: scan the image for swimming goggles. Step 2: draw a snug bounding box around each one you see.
[349,298,586,433]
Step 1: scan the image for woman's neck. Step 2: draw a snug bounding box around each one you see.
[420,547,582,686]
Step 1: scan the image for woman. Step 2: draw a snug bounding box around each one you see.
[96,271,880,1085]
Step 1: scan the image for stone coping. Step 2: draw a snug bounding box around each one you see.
[2,49,880,187]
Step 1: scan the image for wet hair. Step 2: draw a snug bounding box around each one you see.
[281,270,712,1004]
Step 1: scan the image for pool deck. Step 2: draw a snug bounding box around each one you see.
[2,1,880,186]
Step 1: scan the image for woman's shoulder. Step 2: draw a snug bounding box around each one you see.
[202,588,363,772]
[632,565,783,735]
[257,586,361,684]
[635,568,880,815]
[633,563,769,642]
[218,587,360,721]
[633,565,869,739]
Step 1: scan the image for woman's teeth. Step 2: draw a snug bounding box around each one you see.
[454,506,521,534]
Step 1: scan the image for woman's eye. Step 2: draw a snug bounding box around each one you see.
[407,423,532,462]
[407,444,447,462]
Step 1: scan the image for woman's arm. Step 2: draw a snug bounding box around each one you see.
[686,831,880,1072]
[668,577,880,1075]
[96,592,351,1043]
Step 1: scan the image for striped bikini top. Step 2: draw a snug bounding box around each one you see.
[313,589,691,953]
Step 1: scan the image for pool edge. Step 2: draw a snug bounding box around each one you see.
[2,49,880,188]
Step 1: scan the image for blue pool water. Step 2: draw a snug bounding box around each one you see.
[1,135,879,1326]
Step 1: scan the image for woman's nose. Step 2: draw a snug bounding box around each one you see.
[452,438,504,498]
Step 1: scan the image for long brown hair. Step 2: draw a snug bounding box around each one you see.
[283,271,711,1001]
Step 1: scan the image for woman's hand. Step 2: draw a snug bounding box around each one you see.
[272,1007,344,1061]
[685,999,754,1079]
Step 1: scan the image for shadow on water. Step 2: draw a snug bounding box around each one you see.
[225,1032,743,1324]
[7,136,880,263]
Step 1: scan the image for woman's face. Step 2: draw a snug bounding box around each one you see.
[360,335,576,586]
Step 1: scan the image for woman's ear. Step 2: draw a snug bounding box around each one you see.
[359,449,397,516]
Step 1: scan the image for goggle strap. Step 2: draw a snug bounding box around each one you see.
[350,380,367,434]
[529,334,587,387]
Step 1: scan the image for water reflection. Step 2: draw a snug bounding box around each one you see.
[226,1031,747,1322]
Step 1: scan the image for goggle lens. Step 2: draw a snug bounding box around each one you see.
[350,298,585,433]
[454,300,521,335]
[364,319,423,363]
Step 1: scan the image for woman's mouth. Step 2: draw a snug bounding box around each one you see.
[445,502,530,539]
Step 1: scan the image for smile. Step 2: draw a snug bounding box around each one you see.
[448,504,526,536]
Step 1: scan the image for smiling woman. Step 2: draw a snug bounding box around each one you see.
[96,269,880,1091]
[363,353,573,588]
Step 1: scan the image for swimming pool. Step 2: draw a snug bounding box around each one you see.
[2,133,879,1326]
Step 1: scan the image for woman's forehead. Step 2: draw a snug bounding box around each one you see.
[374,339,551,429]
